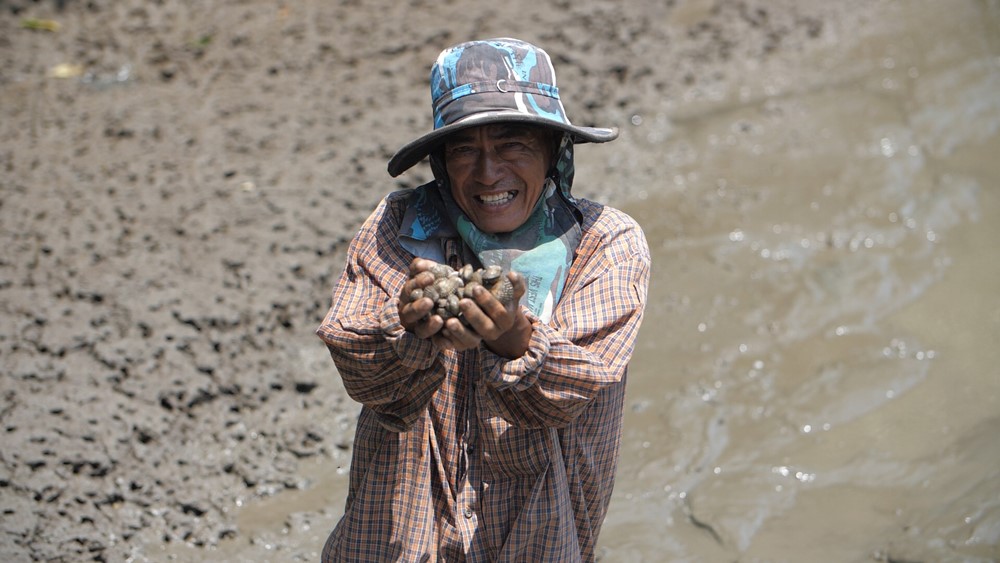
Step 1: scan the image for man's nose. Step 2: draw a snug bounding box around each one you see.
[472,150,505,184]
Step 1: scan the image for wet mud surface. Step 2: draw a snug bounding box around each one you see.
[3,0,999,561]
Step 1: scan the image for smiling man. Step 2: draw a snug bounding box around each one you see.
[441,124,554,235]
[316,38,650,562]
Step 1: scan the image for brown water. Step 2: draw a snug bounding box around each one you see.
[172,1,1000,561]
[599,2,1000,560]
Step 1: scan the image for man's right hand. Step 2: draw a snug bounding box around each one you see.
[398,258,445,339]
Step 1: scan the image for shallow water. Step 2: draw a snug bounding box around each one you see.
[180,2,1000,561]
[598,2,1000,560]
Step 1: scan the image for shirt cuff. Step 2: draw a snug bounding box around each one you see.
[380,297,439,370]
[481,309,551,391]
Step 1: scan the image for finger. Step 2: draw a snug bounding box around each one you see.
[474,284,518,329]
[408,258,437,277]
[412,314,444,339]
[430,332,453,350]
[507,271,527,303]
[446,317,482,345]
[400,271,436,307]
[400,286,432,316]
[400,294,437,333]
[458,293,505,340]
[440,318,482,350]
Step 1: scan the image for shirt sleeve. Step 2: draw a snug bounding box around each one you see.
[477,206,651,428]
[315,194,446,432]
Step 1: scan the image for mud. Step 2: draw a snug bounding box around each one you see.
[2,0,998,561]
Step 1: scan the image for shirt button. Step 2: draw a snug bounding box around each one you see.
[467,443,475,454]
[464,507,474,519]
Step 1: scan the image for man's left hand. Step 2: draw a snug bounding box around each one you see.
[433,271,531,359]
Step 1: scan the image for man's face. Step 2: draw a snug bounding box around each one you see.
[443,124,554,234]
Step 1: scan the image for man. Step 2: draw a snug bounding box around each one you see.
[317,38,649,562]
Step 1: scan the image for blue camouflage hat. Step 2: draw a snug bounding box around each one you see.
[387,37,619,177]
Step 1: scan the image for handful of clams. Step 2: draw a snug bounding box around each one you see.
[410,264,515,321]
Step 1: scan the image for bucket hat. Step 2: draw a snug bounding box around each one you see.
[387,37,618,177]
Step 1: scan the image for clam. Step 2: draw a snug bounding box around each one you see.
[459,264,475,283]
[415,263,517,322]
[429,263,454,278]
[480,265,503,285]
[479,265,514,305]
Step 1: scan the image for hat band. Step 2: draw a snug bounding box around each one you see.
[433,80,561,128]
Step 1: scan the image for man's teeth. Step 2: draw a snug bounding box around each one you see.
[478,191,515,204]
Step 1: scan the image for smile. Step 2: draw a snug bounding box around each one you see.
[476,191,516,205]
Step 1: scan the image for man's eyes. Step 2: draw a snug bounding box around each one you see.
[500,141,528,150]
[446,139,534,157]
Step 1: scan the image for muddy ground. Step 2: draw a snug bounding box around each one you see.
[3,0,994,561]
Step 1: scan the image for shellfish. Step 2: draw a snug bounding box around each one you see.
[413,263,516,321]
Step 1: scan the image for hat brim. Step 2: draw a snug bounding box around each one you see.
[386,111,618,177]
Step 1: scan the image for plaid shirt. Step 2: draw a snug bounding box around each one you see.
[317,190,649,562]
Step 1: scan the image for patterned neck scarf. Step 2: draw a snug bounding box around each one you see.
[399,135,581,323]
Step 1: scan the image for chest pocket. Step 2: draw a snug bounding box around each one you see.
[479,415,551,477]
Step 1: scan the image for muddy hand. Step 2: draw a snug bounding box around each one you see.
[399,258,444,339]
[458,270,530,358]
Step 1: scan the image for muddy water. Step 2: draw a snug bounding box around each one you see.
[184,2,999,561]
[598,2,1000,561]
